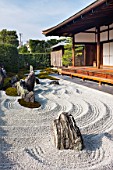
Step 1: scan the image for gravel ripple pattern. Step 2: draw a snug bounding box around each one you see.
[0,78,113,170]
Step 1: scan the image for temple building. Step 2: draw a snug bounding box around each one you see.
[43,0,113,69]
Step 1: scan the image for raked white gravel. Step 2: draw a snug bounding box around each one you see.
[0,78,113,170]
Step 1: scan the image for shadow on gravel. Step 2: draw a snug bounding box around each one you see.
[83,132,113,151]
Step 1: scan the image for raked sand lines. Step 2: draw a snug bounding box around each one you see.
[0,78,113,169]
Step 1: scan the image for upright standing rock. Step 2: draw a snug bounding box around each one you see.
[25,66,35,92]
[51,112,84,151]
[0,66,6,90]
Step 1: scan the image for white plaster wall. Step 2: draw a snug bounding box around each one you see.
[87,28,96,31]
[103,42,113,66]
[75,33,95,43]
[103,43,110,65]
[100,26,108,31]
[109,30,113,40]
[109,23,113,28]
[100,31,108,42]
[110,42,113,66]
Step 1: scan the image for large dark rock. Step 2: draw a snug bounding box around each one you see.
[25,71,35,92]
[10,75,19,87]
[51,112,84,151]
[0,66,6,89]
[35,77,40,84]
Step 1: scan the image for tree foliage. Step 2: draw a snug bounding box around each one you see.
[29,38,66,53]
[18,45,28,53]
[62,38,72,66]
[0,44,19,72]
[0,29,19,47]
[18,53,50,69]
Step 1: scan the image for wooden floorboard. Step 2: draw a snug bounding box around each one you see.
[58,67,113,85]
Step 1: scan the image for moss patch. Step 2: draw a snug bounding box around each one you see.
[37,74,58,80]
[18,98,41,108]
[3,78,12,90]
[37,70,59,80]
[5,87,18,96]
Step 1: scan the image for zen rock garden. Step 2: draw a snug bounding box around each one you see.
[1,65,84,152]
[51,112,84,151]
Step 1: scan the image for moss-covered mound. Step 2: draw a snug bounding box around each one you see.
[5,87,18,96]
[37,70,59,80]
[18,99,41,108]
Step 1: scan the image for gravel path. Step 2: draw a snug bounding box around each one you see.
[0,78,113,170]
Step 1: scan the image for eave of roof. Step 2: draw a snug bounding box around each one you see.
[42,0,113,37]
[51,42,67,49]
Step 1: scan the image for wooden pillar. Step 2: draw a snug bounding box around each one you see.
[97,27,100,69]
[72,35,75,67]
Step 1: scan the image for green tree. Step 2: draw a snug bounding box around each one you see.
[18,45,28,53]
[0,29,19,47]
[62,38,72,66]
[29,38,67,53]
[0,44,19,72]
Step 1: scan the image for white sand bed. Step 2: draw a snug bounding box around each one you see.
[0,78,113,170]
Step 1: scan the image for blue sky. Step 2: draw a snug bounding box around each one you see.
[0,0,95,43]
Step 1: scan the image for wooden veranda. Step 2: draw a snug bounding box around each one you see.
[58,66,113,85]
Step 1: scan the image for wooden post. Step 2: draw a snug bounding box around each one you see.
[72,35,75,67]
[97,27,100,69]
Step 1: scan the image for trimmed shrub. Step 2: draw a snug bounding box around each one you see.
[5,87,18,96]
[18,53,50,70]
[0,44,19,73]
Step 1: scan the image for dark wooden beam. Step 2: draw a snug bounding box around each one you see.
[97,27,100,69]
[72,35,75,66]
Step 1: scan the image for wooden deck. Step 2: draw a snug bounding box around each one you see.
[58,67,113,85]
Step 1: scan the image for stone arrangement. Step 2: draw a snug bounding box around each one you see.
[16,66,35,102]
[51,112,84,151]
[24,71,35,92]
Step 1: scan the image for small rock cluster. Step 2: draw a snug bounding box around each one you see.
[16,66,37,103]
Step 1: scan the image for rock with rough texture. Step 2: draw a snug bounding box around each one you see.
[25,71,35,92]
[0,67,6,89]
[51,112,84,151]
[16,81,28,98]
[10,75,19,87]
[0,70,4,89]
[35,77,40,84]
[24,91,35,103]
[50,80,59,85]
